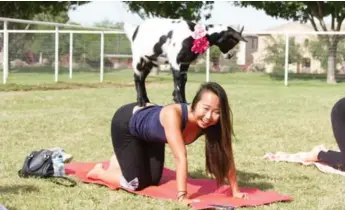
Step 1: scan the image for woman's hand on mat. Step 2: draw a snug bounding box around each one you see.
[233,192,248,199]
[178,192,200,205]
[181,197,200,205]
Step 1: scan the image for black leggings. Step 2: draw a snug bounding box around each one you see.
[317,97,345,170]
[110,102,165,191]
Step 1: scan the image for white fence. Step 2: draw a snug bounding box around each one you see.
[2,17,345,85]
[0,17,127,85]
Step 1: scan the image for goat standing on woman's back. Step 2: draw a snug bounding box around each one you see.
[124,18,246,107]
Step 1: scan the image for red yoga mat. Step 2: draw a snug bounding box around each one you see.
[65,161,292,209]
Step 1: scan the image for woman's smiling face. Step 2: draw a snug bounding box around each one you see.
[192,90,220,128]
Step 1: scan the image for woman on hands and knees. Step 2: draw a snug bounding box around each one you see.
[87,82,246,204]
[303,97,345,171]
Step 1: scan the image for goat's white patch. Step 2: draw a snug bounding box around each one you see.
[124,18,192,72]
[156,56,169,64]
[207,24,229,35]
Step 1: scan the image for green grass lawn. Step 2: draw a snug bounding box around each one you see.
[1,69,345,210]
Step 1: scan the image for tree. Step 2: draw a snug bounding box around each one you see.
[210,46,221,72]
[28,11,71,64]
[263,36,302,73]
[7,10,72,66]
[307,37,345,71]
[0,2,89,69]
[122,1,214,21]
[28,18,130,67]
[233,1,345,84]
[0,1,88,29]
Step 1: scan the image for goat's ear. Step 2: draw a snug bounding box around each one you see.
[238,26,246,42]
[240,26,244,34]
[240,36,247,42]
[232,31,247,42]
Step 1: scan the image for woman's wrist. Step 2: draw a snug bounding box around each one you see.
[177,190,187,201]
[231,183,239,193]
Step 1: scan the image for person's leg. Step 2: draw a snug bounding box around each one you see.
[87,102,165,190]
[317,97,345,169]
[86,155,122,186]
[117,136,154,191]
[146,141,166,185]
[118,139,165,190]
[106,102,155,191]
[86,102,137,186]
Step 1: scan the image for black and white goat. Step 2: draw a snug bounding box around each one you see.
[124,18,246,106]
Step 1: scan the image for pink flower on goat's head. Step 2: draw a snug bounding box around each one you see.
[192,24,207,39]
[191,37,209,54]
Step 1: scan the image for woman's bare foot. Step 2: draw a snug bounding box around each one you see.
[303,151,318,162]
[303,145,327,162]
[86,163,104,179]
[109,155,120,169]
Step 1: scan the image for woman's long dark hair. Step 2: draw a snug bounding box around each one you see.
[191,82,235,186]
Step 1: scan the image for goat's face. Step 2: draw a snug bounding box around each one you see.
[215,26,247,59]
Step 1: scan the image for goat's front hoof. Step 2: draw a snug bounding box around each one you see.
[137,102,146,107]
[137,99,149,107]
[173,97,187,104]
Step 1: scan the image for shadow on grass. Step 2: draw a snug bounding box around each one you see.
[188,168,274,190]
[0,184,39,194]
[237,170,274,190]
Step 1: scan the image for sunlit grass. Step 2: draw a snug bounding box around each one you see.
[1,69,345,209]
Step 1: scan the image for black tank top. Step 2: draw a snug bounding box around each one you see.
[128,103,188,143]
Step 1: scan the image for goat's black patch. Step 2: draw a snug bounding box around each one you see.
[207,27,243,54]
[167,31,173,38]
[176,37,198,64]
[136,57,145,71]
[152,63,159,67]
[144,55,155,61]
[136,57,154,72]
[151,30,173,59]
[186,21,196,32]
[207,31,225,45]
[132,25,139,41]
[206,24,214,30]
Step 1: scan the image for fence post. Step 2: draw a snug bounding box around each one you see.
[55,26,59,82]
[284,33,289,86]
[206,48,210,82]
[69,32,73,79]
[100,31,104,83]
[3,20,8,84]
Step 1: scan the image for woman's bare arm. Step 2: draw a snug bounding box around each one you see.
[160,106,188,199]
[226,163,247,198]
